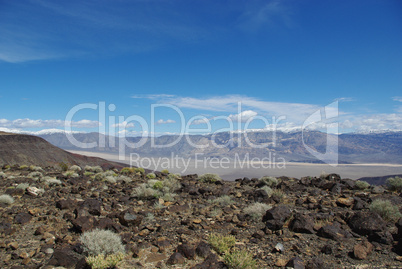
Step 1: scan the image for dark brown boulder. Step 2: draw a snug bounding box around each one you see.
[118,209,143,227]
[262,205,291,230]
[289,213,315,234]
[348,211,386,236]
[14,212,32,225]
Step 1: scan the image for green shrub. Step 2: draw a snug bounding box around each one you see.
[116,175,132,183]
[3,165,10,170]
[271,189,285,202]
[16,183,29,190]
[44,177,62,186]
[355,180,370,190]
[84,171,94,177]
[161,169,169,174]
[146,172,156,179]
[85,165,103,173]
[132,183,161,199]
[259,176,279,188]
[199,173,222,183]
[80,229,125,256]
[0,194,14,205]
[369,199,402,222]
[85,253,125,269]
[28,171,43,179]
[162,177,181,192]
[134,167,145,174]
[69,165,82,172]
[209,195,234,206]
[120,167,134,175]
[386,176,402,192]
[259,186,273,197]
[208,233,236,254]
[151,180,164,190]
[243,202,272,221]
[59,162,69,172]
[0,172,6,179]
[19,165,28,170]
[224,250,257,269]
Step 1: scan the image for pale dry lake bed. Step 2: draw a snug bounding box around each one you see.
[70,150,402,181]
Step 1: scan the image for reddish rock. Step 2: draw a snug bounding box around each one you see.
[353,241,373,260]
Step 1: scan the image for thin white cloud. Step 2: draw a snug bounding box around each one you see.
[228,110,258,122]
[0,127,84,135]
[134,94,320,123]
[0,118,100,129]
[112,121,135,128]
[392,96,402,102]
[157,119,176,125]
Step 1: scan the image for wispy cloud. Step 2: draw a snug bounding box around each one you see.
[133,94,320,123]
[392,96,402,102]
[157,119,176,125]
[0,118,100,129]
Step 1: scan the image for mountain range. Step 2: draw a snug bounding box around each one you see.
[38,130,402,164]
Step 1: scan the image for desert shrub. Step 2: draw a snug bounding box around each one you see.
[259,186,273,197]
[59,162,69,172]
[85,253,125,269]
[16,183,29,190]
[63,171,79,178]
[199,173,222,183]
[209,207,223,217]
[208,233,236,254]
[80,229,125,256]
[243,202,272,221]
[19,165,28,170]
[209,195,234,206]
[259,176,279,188]
[104,176,117,184]
[44,177,62,186]
[84,171,94,177]
[28,171,43,179]
[369,199,402,222]
[386,176,402,192]
[224,249,257,269]
[355,180,370,190]
[153,201,165,209]
[146,172,156,179]
[120,167,134,175]
[3,165,10,170]
[145,213,155,222]
[162,177,181,192]
[320,171,329,179]
[85,165,103,173]
[151,180,164,190]
[28,165,43,172]
[116,175,132,183]
[0,172,6,179]
[132,183,161,199]
[0,194,14,205]
[69,165,82,172]
[161,169,169,174]
[161,192,176,202]
[271,189,285,202]
[134,167,145,174]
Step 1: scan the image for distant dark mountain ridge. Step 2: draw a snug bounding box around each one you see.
[38,130,402,164]
[0,132,126,169]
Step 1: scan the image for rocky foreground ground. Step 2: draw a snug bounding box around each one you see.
[0,165,402,269]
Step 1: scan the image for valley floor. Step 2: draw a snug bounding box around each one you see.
[69,150,402,180]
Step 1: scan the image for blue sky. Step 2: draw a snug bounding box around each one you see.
[0,0,401,136]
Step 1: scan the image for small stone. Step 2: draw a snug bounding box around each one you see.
[177,243,196,260]
[286,256,305,269]
[274,243,284,253]
[19,252,30,259]
[353,241,373,260]
[8,242,19,250]
[395,256,402,262]
[26,186,41,196]
[193,219,202,224]
[14,212,32,225]
[139,229,150,237]
[196,241,211,258]
[21,258,31,265]
[145,253,167,263]
[336,197,354,207]
[167,252,185,265]
[275,258,288,267]
[45,248,54,255]
[235,192,242,198]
